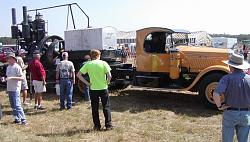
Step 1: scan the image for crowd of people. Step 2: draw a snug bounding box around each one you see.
[2,46,250,139]
[117,45,134,63]
[2,49,113,130]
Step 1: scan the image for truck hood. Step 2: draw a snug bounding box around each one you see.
[177,46,231,72]
[177,46,231,54]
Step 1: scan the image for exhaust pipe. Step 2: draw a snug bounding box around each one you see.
[22,6,30,39]
[11,8,18,39]
[11,8,16,25]
[22,6,28,25]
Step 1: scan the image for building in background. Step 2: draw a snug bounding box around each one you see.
[212,37,237,49]
[117,31,136,45]
[116,30,239,51]
[188,31,213,46]
[117,31,136,53]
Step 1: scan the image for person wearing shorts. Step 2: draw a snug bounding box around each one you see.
[16,49,29,105]
[29,50,46,110]
[32,80,46,93]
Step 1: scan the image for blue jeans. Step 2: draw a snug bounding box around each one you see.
[222,110,250,142]
[60,79,73,109]
[8,91,26,122]
[83,85,90,101]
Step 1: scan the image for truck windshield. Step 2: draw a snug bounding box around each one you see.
[144,32,171,53]
[171,33,189,46]
[144,31,189,54]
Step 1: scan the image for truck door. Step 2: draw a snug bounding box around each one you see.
[136,30,172,73]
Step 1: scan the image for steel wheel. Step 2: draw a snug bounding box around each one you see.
[199,73,225,108]
[38,35,64,68]
[205,82,225,104]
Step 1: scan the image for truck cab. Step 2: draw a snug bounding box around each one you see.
[134,27,230,108]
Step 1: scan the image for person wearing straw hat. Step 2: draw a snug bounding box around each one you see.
[213,53,250,142]
[5,52,27,125]
[16,49,29,106]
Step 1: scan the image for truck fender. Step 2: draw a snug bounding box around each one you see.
[183,65,230,91]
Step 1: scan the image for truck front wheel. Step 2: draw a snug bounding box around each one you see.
[199,73,225,108]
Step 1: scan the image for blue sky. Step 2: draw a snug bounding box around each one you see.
[1,0,250,37]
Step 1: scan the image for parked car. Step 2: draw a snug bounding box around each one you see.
[0,46,14,62]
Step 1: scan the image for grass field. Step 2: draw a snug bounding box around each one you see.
[0,88,224,142]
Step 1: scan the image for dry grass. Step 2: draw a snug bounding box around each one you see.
[0,88,223,142]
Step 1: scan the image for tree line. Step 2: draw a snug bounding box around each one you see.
[210,34,250,42]
[0,37,16,45]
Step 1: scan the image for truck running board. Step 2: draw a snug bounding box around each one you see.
[127,85,198,95]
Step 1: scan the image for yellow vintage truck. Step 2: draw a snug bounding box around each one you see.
[114,27,231,108]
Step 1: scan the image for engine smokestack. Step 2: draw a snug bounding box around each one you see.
[11,8,18,39]
[22,6,30,39]
[23,6,28,25]
[11,8,16,25]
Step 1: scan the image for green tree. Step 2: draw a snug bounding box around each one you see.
[210,34,250,42]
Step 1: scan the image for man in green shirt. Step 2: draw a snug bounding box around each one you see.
[77,49,113,131]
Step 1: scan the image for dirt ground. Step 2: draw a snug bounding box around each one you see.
[0,87,225,142]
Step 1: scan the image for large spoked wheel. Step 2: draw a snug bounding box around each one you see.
[37,35,64,68]
[199,73,225,108]
[36,36,64,86]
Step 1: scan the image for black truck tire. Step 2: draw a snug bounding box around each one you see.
[198,73,225,108]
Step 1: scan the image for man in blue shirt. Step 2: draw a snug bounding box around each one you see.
[213,53,250,142]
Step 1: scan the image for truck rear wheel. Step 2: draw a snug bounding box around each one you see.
[199,73,225,108]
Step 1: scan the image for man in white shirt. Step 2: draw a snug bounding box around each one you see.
[6,52,27,125]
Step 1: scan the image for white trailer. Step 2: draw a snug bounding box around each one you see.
[64,27,117,51]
